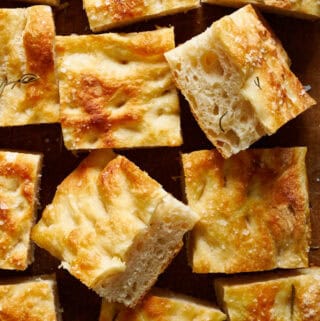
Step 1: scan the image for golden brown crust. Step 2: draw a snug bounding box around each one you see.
[0,6,59,126]
[215,268,320,321]
[182,147,310,273]
[165,5,316,158]
[56,28,182,150]
[0,151,42,270]
[0,276,59,321]
[99,291,226,321]
[83,0,200,32]
[292,268,320,321]
[213,5,316,134]
[31,150,198,301]
[15,0,60,5]
[202,0,320,19]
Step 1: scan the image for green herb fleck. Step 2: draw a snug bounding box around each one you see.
[219,111,228,133]
[0,73,39,97]
[254,76,262,90]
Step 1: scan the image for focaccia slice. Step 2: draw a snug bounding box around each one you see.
[0,275,60,321]
[293,268,320,320]
[99,289,226,321]
[0,6,59,126]
[32,150,199,307]
[214,267,320,321]
[0,151,42,270]
[56,28,182,150]
[182,147,310,274]
[84,0,200,32]
[14,0,60,6]
[202,0,320,19]
[165,5,316,158]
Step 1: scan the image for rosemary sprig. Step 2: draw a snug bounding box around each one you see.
[0,73,39,97]
[254,76,262,90]
[219,111,228,132]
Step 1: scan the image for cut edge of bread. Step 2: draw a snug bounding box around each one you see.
[27,152,43,269]
[165,24,267,158]
[94,194,199,307]
[166,12,316,158]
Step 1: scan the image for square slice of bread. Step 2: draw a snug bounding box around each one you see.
[31,149,199,307]
[0,150,42,270]
[182,147,310,274]
[214,267,320,321]
[202,0,320,19]
[14,0,60,6]
[56,28,182,150]
[0,275,61,321]
[0,6,59,126]
[165,5,316,158]
[84,0,200,32]
[99,289,226,321]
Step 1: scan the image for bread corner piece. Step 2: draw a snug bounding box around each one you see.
[214,267,320,321]
[0,150,42,271]
[84,0,200,32]
[99,289,226,321]
[56,28,182,150]
[0,6,59,126]
[165,5,316,158]
[15,0,60,6]
[31,149,199,307]
[182,147,310,274]
[202,0,320,19]
[0,274,61,321]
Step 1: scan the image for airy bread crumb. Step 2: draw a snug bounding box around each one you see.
[32,150,199,307]
[165,5,316,158]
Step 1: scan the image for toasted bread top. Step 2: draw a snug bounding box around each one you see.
[182,147,310,273]
[99,290,226,321]
[0,6,59,126]
[83,0,200,32]
[32,150,198,289]
[0,151,42,270]
[56,28,182,150]
[0,276,58,321]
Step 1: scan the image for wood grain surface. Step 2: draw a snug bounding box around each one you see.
[0,1,319,320]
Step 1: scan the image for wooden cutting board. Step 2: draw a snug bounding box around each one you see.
[0,1,319,320]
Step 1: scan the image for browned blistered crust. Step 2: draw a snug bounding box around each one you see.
[99,290,226,321]
[183,147,310,273]
[0,276,59,321]
[31,150,198,301]
[202,0,320,19]
[212,5,316,134]
[0,6,59,126]
[15,0,60,6]
[165,5,316,158]
[214,267,320,321]
[83,0,200,32]
[0,151,42,270]
[56,28,182,150]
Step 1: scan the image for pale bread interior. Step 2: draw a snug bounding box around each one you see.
[95,194,197,307]
[166,34,266,158]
